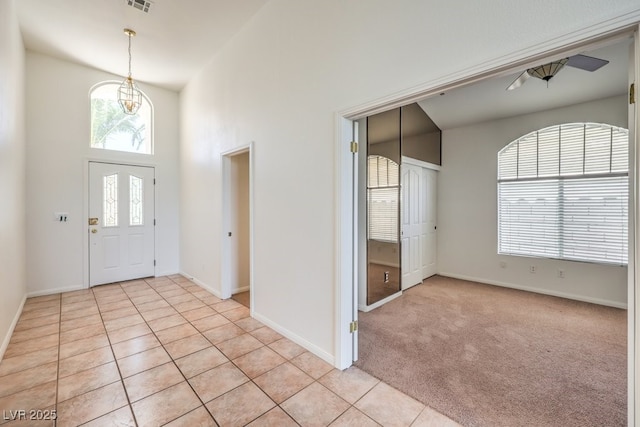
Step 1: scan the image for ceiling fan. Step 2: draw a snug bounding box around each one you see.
[506,54,609,91]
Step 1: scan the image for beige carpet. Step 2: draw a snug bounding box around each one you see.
[355,276,627,427]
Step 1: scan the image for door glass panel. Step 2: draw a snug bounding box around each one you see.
[103,173,118,227]
[366,108,401,305]
[130,175,144,226]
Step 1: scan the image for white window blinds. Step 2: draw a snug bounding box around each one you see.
[497,123,628,265]
[368,156,399,243]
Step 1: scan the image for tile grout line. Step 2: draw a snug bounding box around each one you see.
[54,293,61,427]
[125,278,222,426]
[48,278,226,426]
[147,278,357,426]
[0,296,59,427]
[10,282,260,425]
[93,282,139,427]
[142,277,312,425]
[182,289,351,425]
[162,277,284,425]
[162,278,280,426]
[54,295,118,424]
[118,277,239,425]
[160,277,227,426]
[3,277,387,427]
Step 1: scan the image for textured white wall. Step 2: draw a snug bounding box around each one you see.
[25,52,180,295]
[179,0,640,361]
[0,0,27,356]
[438,96,628,307]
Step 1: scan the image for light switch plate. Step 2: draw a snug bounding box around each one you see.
[54,212,69,222]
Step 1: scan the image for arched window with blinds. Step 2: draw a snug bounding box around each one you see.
[497,122,628,265]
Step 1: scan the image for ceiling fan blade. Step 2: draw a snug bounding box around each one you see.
[506,71,531,91]
[566,54,609,72]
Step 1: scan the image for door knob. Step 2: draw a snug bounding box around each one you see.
[91,229,97,234]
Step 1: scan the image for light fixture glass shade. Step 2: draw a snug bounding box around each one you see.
[118,77,142,115]
[527,58,569,82]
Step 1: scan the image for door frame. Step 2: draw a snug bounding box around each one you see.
[334,18,640,424]
[83,158,157,288]
[221,143,254,306]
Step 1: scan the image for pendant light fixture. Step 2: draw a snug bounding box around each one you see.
[118,28,142,115]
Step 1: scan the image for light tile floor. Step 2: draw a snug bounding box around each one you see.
[0,275,460,427]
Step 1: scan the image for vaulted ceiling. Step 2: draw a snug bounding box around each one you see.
[418,37,631,130]
[16,1,631,128]
[16,0,268,91]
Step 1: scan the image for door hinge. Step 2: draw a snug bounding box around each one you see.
[153,219,156,226]
[153,178,156,185]
[350,141,358,153]
[153,260,156,266]
[349,321,358,333]
[630,83,635,105]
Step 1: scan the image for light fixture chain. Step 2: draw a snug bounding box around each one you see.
[128,32,132,79]
[118,28,142,115]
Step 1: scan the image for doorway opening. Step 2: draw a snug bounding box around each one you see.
[221,145,253,309]
[335,26,638,426]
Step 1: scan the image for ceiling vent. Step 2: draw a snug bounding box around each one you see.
[126,0,152,13]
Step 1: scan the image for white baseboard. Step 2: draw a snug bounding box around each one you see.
[438,272,628,309]
[232,285,250,294]
[181,272,333,366]
[358,291,402,312]
[27,285,85,298]
[155,269,180,277]
[0,294,27,361]
[252,311,335,367]
[179,271,223,299]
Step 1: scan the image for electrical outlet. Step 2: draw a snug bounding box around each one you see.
[529,265,537,273]
[384,271,390,283]
[557,269,565,279]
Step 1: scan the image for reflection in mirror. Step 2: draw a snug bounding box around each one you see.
[401,103,441,165]
[367,109,401,305]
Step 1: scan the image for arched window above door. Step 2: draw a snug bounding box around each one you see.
[90,82,153,155]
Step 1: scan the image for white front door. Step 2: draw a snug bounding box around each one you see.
[401,163,422,289]
[89,162,155,286]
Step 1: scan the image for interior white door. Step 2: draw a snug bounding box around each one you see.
[401,163,422,289]
[422,167,437,279]
[89,162,155,286]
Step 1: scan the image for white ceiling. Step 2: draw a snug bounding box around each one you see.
[418,37,631,130]
[15,2,631,126]
[16,0,268,91]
